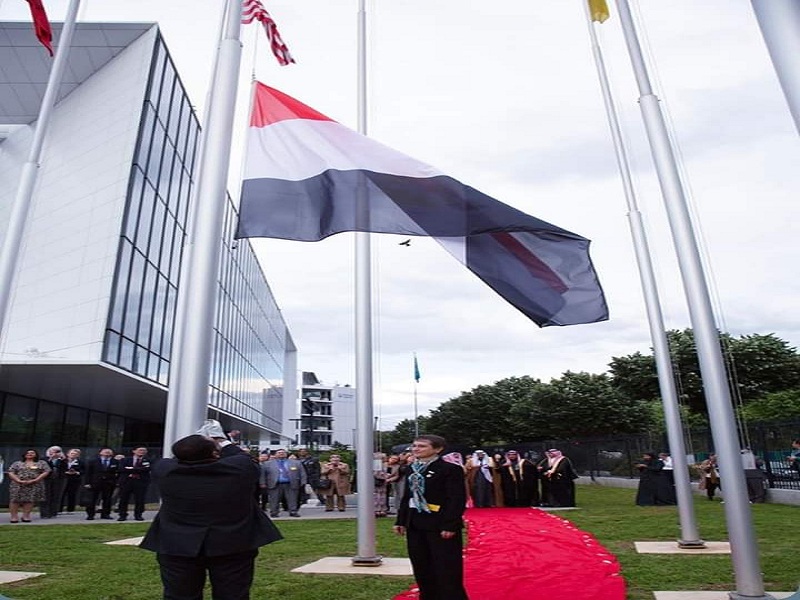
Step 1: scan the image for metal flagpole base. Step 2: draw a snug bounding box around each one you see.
[677,538,707,549]
[351,555,383,567]
[727,593,779,600]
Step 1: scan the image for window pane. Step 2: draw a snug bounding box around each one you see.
[103,330,122,365]
[108,415,125,451]
[120,337,136,371]
[63,407,88,447]
[123,251,145,336]
[123,168,145,241]
[1,395,37,445]
[135,106,156,168]
[108,241,132,332]
[146,124,166,185]
[87,412,108,447]
[137,263,157,348]
[136,182,156,252]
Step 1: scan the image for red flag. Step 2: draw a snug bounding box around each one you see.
[25,0,54,56]
[241,0,295,66]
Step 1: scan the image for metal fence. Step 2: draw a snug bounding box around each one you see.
[478,419,800,491]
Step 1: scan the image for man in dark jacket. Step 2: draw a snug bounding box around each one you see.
[84,448,121,520]
[140,433,282,600]
[116,446,152,521]
[394,434,468,600]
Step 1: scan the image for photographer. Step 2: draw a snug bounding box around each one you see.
[140,422,282,600]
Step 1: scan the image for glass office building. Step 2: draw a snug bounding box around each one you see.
[0,21,297,483]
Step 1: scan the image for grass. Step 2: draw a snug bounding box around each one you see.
[0,485,797,600]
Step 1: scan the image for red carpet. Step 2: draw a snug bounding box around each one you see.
[393,507,626,600]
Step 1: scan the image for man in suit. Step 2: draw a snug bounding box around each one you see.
[84,448,121,520]
[117,446,152,521]
[140,433,282,600]
[260,448,307,517]
[394,434,468,600]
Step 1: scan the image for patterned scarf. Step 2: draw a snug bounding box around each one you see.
[408,460,432,513]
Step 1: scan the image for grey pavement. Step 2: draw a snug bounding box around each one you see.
[0,495,365,526]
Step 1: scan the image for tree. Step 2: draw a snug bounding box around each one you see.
[738,390,800,423]
[509,371,651,439]
[381,417,429,451]
[609,330,800,416]
[424,376,540,446]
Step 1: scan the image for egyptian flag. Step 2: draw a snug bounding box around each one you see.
[236,82,609,327]
[25,0,53,56]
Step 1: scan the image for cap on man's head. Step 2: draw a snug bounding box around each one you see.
[260,450,270,455]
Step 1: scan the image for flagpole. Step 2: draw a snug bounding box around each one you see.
[163,0,243,452]
[413,353,420,437]
[583,1,703,549]
[0,0,80,342]
[615,1,772,597]
[352,0,381,567]
[751,0,800,135]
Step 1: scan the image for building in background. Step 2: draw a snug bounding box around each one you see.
[0,21,298,482]
[290,371,356,451]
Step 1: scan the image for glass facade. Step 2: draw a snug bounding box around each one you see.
[103,33,290,433]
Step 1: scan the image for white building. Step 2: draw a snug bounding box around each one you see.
[0,21,297,465]
[288,372,356,451]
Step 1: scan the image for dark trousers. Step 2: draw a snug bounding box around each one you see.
[406,527,468,600]
[118,480,149,518]
[86,483,115,517]
[41,478,67,517]
[157,550,257,600]
[62,476,82,512]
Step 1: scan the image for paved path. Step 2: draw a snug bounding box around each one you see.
[0,497,364,526]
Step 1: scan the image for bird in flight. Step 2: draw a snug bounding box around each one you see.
[398,239,411,246]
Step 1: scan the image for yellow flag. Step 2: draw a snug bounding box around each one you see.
[589,0,610,23]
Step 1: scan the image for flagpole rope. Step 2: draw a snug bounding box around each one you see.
[632,1,750,447]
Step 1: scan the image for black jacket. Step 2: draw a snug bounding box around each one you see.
[117,456,152,486]
[85,457,121,487]
[395,458,466,532]
[140,445,282,557]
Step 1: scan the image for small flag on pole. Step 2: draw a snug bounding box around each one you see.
[242,0,295,66]
[589,0,610,23]
[25,0,53,56]
[414,355,421,383]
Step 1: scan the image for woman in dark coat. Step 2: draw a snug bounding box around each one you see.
[635,452,673,506]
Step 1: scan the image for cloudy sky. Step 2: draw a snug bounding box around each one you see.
[4,0,799,428]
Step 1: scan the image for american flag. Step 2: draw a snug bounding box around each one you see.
[242,0,295,66]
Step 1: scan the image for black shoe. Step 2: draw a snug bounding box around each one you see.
[134,516,145,521]
[117,516,127,521]
[289,512,300,517]
[86,516,95,520]
[100,515,113,520]
[270,513,279,518]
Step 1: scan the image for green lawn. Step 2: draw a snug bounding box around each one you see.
[0,485,797,600]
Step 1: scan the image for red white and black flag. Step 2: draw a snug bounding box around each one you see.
[25,0,53,56]
[236,83,609,328]
[242,0,295,66]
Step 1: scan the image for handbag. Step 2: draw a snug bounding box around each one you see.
[316,477,331,489]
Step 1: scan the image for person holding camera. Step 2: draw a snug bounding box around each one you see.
[140,422,282,600]
[321,454,351,512]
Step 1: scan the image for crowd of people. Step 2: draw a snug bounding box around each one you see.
[6,445,152,523]
[371,447,580,514]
